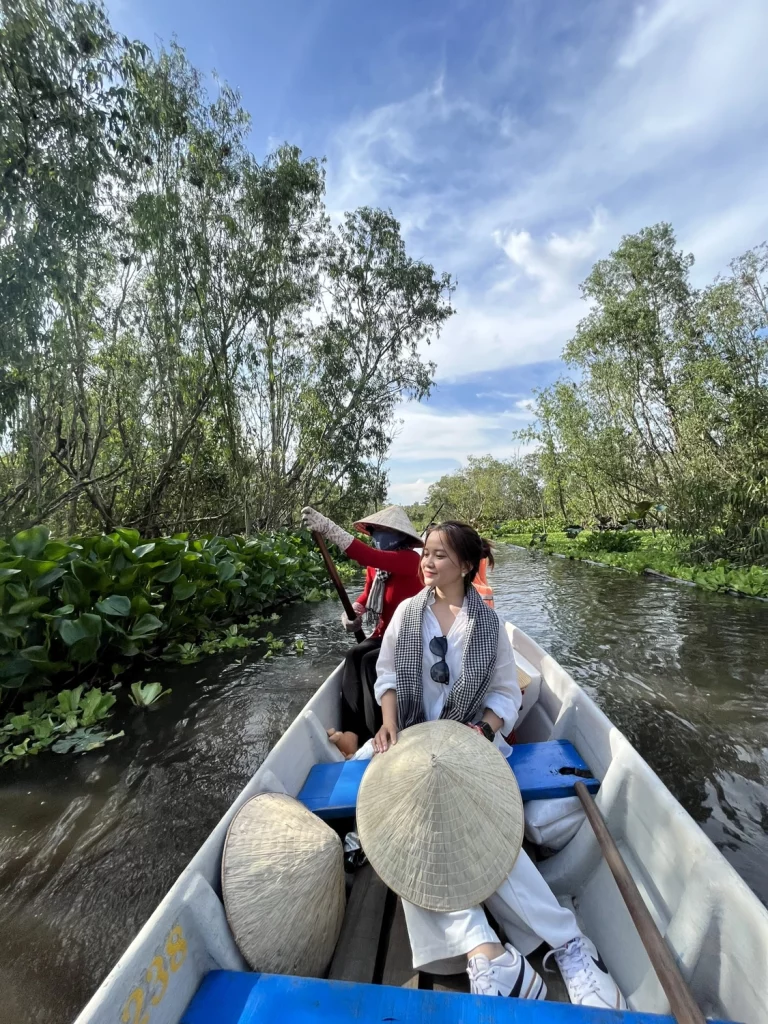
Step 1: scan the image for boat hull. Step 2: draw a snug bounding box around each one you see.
[73,629,768,1024]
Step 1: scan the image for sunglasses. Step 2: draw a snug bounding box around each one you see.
[429,635,450,685]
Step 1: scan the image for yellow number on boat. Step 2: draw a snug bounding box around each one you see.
[146,956,169,1007]
[165,925,187,973]
[121,988,149,1024]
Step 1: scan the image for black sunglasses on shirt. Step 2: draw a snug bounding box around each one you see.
[429,635,449,685]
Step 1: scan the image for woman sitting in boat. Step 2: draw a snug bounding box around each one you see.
[301,504,424,756]
[370,521,626,1010]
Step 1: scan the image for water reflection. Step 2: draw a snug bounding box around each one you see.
[0,550,767,1023]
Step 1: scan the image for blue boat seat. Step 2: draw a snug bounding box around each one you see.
[181,970,734,1024]
[297,740,599,819]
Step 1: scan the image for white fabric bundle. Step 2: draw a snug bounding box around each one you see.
[524,796,585,851]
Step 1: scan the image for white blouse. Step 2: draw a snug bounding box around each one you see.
[374,592,522,756]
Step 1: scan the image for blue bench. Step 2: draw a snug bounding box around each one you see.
[182,970,734,1024]
[297,740,599,819]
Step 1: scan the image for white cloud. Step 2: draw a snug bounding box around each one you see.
[387,477,434,504]
[390,404,535,464]
[326,0,768,384]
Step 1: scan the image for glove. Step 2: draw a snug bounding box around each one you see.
[301,506,354,551]
[341,602,365,633]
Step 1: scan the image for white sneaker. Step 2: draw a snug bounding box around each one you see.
[467,944,547,999]
[544,935,627,1009]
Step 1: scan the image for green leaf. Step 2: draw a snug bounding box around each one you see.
[58,613,103,646]
[114,528,141,547]
[10,526,49,559]
[79,688,116,727]
[129,681,171,707]
[0,568,21,581]
[20,558,60,579]
[43,541,74,560]
[9,596,49,615]
[57,686,84,714]
[217,560,236,581]
[131,613,163,636]
[61,575,88,608]
[172,576,196,600]
[130,593,152,617]
[155,559,182,583]
[0,657,32,682]
[133,543,156,559]
[52,727,124,755]
[32,567,67,591]
[95,594,132,617]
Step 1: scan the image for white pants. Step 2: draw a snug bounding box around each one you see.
[403,848,579,972]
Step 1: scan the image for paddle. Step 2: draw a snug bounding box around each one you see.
[575,782,706,1024]
[312,531,367,643]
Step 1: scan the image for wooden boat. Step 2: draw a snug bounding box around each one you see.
[73,623,768,1024]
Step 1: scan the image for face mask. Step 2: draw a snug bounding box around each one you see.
[371,529,405,551]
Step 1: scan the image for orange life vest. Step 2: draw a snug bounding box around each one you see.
[472,558,494,608]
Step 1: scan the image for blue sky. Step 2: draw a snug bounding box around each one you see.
[108,0,768,503]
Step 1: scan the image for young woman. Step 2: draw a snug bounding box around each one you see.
[370,522,626,1009]
[301,505,423,755]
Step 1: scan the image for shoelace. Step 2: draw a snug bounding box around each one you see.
[466,955,496,996]
[543,938,599,1001]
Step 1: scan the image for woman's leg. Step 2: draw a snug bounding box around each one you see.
[334,638,382,750]
[401,900,499,970]
[484,849,580,955]
[360,643,383,737]
[402,899,547,1000]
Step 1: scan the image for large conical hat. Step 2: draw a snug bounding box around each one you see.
[353,505,423,547]
[356,720,524,911]
[222,793,346,976]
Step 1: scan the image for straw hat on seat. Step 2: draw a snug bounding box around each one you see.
[353,505,423,547]
[222,793,345,976]
[356,720,524,911]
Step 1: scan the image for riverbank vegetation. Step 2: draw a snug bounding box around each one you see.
[0,0,453,540]
[494,521,768,599]
[0,524,351,763]
[408,225,768,590]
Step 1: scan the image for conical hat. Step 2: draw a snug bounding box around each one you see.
[356,721,523,911]
[353,505,423,547]
[222,793,346,976]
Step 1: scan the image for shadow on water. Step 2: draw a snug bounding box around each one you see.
[1,549,767,1022]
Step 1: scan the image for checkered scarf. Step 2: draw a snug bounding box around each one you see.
[395,585,499,730]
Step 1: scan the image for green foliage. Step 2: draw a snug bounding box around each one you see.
[580,531,641,553]
[0,524,330,703]
[0,7,453,539]
[415,456,543,531]
[1,685,121,763]
[128,681,171,707]
[517,225,768,565]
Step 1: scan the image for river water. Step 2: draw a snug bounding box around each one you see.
[1,545,767,1023]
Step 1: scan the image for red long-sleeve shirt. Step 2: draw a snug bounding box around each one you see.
[346,538,423,638]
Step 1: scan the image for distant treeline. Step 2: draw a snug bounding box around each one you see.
[409,225,768,566]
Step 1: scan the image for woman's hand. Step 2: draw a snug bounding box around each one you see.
[373,722,398,754]
[341,604,364,632]
[301,506,354,552]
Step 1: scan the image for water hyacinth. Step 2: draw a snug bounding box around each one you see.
[0,525,347,761]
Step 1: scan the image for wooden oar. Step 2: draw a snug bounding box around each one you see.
[574,781,706,1024]
[312,531,366,644]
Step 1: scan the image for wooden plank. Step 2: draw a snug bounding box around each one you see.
[182,970,734,1024]
[327,864,388,984]
[381,898,419,988]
